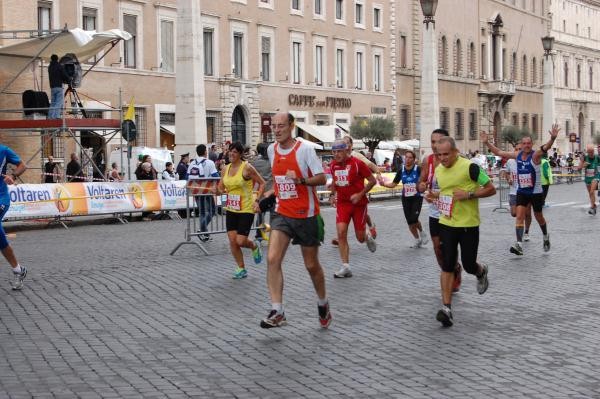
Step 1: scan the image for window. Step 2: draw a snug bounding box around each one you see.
[531,114,538,135]
[455,39,462,76]
[481,43,487,78]
[591,121,596,137]
[123,14,137,68]
[522,113,529,130]
[160,20,174,72]
[563,20,566,32]
[566,120,571,135]
[455,109,464,139]
[315,45,323,86]
[123,106,147,146]
[400,106,410,136]
[511,52,517,81]
[374,54,381,91]
[292,41,302,84]
[204,29,214,76]
[532,57,537,85]
[512,113,518,127]
[336,0,344,20]
[468,42,476,77]
[355,2,364,25]
[355,51,363,89]
[400,35,407,67]
[577,64,582,88]
[440,107,450,132]
[576,23,579,36]
[373,7,381,29]
[292,0,300,10]
[522,55,528,85]
[315,0,322,15]
[588,27,592,39]
[234,32,243,78]
[564,61,569,87]
[83,8,98,63]
[440,36,448,73]
[38,1,52,33]
[469,110,477,140]
[590,65,594,90]
[261,36,271,81]
[336,48,345,87]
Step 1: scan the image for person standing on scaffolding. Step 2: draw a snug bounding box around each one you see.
[48,54,69,119]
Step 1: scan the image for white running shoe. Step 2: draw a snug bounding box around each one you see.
[420,231,429,246]
[365,232,377,253]
[333,266,353,278]
[410,238,422,248]
[523,233,530,242]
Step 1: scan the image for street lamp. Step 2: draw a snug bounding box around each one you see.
[420,0,438,27]
[419,0,440,155]
[541,35,555,57]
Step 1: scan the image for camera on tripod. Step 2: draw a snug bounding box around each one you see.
[59,53,82,88]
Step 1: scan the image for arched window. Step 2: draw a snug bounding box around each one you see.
[577,64,582,88]
[455,39,462,75]
[564,62,569,87]
[468,42,476,77]
[590,65,594,90]
[522,54,528,85]
[511,52,517,81]
[440,36,448,73]
[532,57,537,85]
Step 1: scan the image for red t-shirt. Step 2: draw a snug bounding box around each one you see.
[330,156,372,205]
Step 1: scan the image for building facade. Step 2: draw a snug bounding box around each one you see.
[550,0,600,154]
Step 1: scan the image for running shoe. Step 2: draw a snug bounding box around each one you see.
[331,238,339,246]
[365,231,377,253]
[318,302,332,329]
[252,242,263,264]
[523,233,530,242]
[410,238,422,248]
[436,306,453,327]
[477,263,489,295]
[369,225,377,239]
[198,234,212,242]
[588,207,597,215]
[11,266,27,291]
[260,310,287,328]
[510,242,523,256]
[452,264,462,293]
[232,267,248,279]
[543,235,551,252]
[420,231,429,246]
[333,266,353,278]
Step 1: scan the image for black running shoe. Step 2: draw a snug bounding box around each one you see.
[318,302,332,329]
[260,310,287,329]
[436,306,453,327]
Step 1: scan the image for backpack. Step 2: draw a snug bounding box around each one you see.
[188,158,207,178]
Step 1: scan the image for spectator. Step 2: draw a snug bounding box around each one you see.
[66,153,84,182]
[176,153,190,180]
[162,162,176,181]
[209,144,219,162]
[135,155,157,180]
[47,54,68,119]
[392,149,403,172]
[43,155,60,183]
[107,162,122,181]
[188,144,220,241]
[383,158,392,172]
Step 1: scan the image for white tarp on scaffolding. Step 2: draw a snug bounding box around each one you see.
[0,28,131,61]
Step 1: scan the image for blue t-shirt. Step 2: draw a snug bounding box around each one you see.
[0,145,21,204]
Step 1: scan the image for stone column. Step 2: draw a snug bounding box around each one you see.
[542,52,557,150]
[175,0,207,156]
[419,20,439,156]
[495,34,503,81]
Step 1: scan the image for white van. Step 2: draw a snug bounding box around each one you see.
[109,146,174,180]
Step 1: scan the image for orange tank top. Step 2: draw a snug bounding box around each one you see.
[272,141,320,218]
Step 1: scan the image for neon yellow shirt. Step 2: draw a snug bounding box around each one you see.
[223,161,254,213]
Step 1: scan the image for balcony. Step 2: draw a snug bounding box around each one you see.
[487,80,516,96]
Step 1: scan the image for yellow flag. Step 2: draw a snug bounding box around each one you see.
[124,97,135,121]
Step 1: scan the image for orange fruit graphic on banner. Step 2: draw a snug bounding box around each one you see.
[54,185,71,213]
[128,183,144,209]
[53,183,88,215]
[139,181,161,211]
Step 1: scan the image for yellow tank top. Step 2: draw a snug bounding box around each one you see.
[223,161,254,213]
[435,157,480,228]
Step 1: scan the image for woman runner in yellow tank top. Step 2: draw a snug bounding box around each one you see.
[216,142,266,279]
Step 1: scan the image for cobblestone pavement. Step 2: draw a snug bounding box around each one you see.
[1,183,599,398]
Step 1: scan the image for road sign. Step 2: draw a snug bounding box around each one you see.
[569,132,577,143]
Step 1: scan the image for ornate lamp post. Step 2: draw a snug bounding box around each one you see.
[541,35,557,151]
[419,0,439,156]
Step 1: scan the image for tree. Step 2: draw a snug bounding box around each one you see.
[500,125,538,149]
[593,134,600,146]
[349,117,395,154]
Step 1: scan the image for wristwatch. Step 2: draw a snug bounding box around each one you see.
[468,191,476,199]
[298,177,306,185]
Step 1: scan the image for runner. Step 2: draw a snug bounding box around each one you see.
[576,144,600,215]
[0,145,28,290]
[501,143,532,241]
[417,129,462,292]
[331,135,379,246]
[540,153,553,207]
[425,136,496,327]
[329,139,377,278]
[216,141,266,279]
[379,150,429,248]
[259,112,331,329]
[481,124,560,256]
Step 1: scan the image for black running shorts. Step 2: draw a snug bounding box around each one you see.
[270,212,322,247]
[225,211,255,236]
[516,193,544,213]
[401,195,423,225]
[439,224,479,274]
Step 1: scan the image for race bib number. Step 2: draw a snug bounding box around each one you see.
[518,173,533,188]
[403,182,417,197]
[437,195,454,218]
[226,194,241,210]
[275,175,298,200]
[586,168,596,177]
[334,169,349,187]
[511,172,518,186]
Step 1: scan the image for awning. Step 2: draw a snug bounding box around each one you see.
[296,136,323,150]
[0,28,132,61]
[378,140,413,150]
[336,123,350,133]
[160,125,175,135]
[295,122,345,150]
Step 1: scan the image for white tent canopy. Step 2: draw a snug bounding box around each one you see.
[0,28,132,61]
[377,140,413,150]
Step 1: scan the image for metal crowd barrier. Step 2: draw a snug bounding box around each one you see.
[170,178,269,256]
[493,173,510,212]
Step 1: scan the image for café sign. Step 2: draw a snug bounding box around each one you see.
[288,94,351,110]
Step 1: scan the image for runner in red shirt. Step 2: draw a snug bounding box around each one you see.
[329,139,377,278]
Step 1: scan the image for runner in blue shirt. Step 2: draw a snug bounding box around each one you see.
[0,145,28,290]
